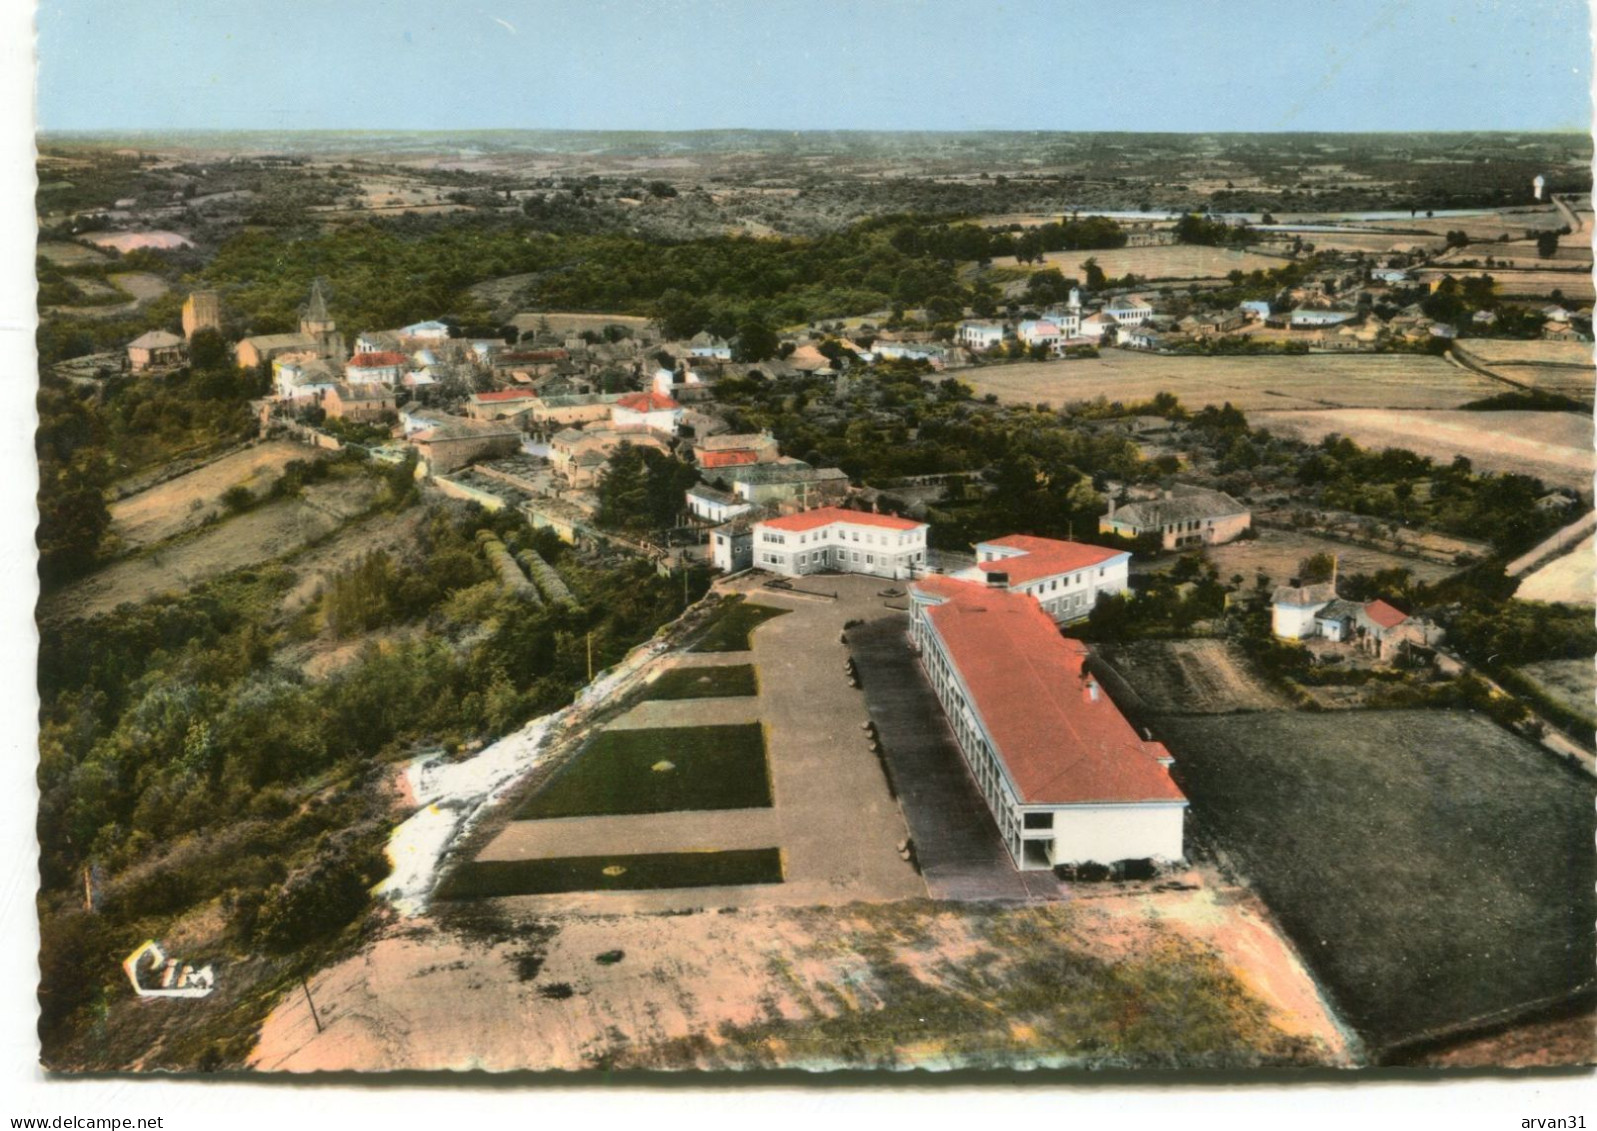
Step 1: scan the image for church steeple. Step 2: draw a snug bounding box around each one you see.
[300,277,335,338]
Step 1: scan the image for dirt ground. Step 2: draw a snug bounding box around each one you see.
[1094,639,1288,715]
[248,875,1351,1072]
[45,476,382,622]
[1516,536,1595,606]
[108,440,316,551]
[959,351,1497,414]
[280,506,427,612]
[1518,657,1595,725]
[1204,527,1459,588]
[1410,1009,1596,1068]
[82,230,192,252]
[1248,408,1594,493]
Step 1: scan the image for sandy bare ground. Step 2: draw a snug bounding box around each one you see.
[1095,640,1288,715]
[108,440,316,551]
[249,875,1351,1072]
[1516,535,1595,606]
[1205,527,1459,587]
[82,231,192,253]
[45,477,382,622]
[1249,409,1595,493]
[960,352,1497,414]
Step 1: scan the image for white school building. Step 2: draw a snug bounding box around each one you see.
[750,507,928,580]
[954,535,1130,623]
[909,576,1187,870]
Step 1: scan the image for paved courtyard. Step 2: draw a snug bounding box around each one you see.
[478,574,928,912]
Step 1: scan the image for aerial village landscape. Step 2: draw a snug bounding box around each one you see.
[20,3,1597,1112]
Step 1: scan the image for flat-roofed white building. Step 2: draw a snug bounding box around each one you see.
[909,576,1187,870]
[957,321,1006,350]
[954,535,1130,623]
[751,506,928,579]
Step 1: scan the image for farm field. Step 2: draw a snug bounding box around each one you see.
[44,474,383,622]
[982,244,1286,282]
[1454,339,1595,368]
[1516,535,1595,606]
[1204,527,1460,587]
[1415,267,1594,302]
[959,351,1498,413]
[1248,409,1595,493]
[82,230,192,252]
[1290,231,1441,254]
[506,309,653,336]
[1365,206,1569,240]
[1518,658,1596,726]
[1163,710,1597,1062]
[1093,640,1288,716]
[107,440,317,551]
[36,239,112,266]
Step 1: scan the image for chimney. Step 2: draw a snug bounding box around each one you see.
[1083,675,1100,703]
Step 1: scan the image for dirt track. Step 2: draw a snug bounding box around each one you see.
[1096,640,1287,715]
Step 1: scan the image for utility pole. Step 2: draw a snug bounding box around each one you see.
[300,976,323,1034]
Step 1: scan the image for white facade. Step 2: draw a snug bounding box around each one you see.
[752,511,928,580]
[400,320,452,341]
[1106,298,1153,325]
[957,538,1131,623]
[1272,593,1333,639]
[957,321,1006,350]
[687,487,752,524]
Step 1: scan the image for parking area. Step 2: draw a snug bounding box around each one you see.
[848,616,1065,902]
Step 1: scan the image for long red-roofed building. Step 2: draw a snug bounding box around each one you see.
[909,577,1187,870]
[954,534,1131,624]
[751,506,928,580]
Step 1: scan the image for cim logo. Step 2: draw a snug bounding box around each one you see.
[122,940,216,999]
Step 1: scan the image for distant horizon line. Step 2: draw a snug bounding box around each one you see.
[36,126,1594,137]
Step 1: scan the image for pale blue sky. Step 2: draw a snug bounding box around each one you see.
[35,0,1595,133]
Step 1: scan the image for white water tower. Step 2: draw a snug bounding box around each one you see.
[1533,174,1546,201]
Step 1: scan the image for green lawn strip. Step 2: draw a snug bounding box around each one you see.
[642,664,758,700]
[437,848,784,898]
[516,723,770,819]
[691,598,788,652]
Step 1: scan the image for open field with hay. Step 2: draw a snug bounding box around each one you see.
[959,351,1499,413]
[982,244,1286,282]
[1249,408,1594,493]
[1516,535,1595,606]
[107,441,318,551]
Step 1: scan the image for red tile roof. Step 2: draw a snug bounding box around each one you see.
[758,506,924,533]
[916,583,1186,806]
[615,391,681,412]
[699,449,759,468]
[1363,599,1409,629]
[976,535,1123,585]
[348,351,409,368]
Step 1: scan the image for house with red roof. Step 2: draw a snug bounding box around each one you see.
[909,578,1187,870]
[954,534,1131,623]
[345,351,409,386]
[750,506,928,580]
[611,390,683,433]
